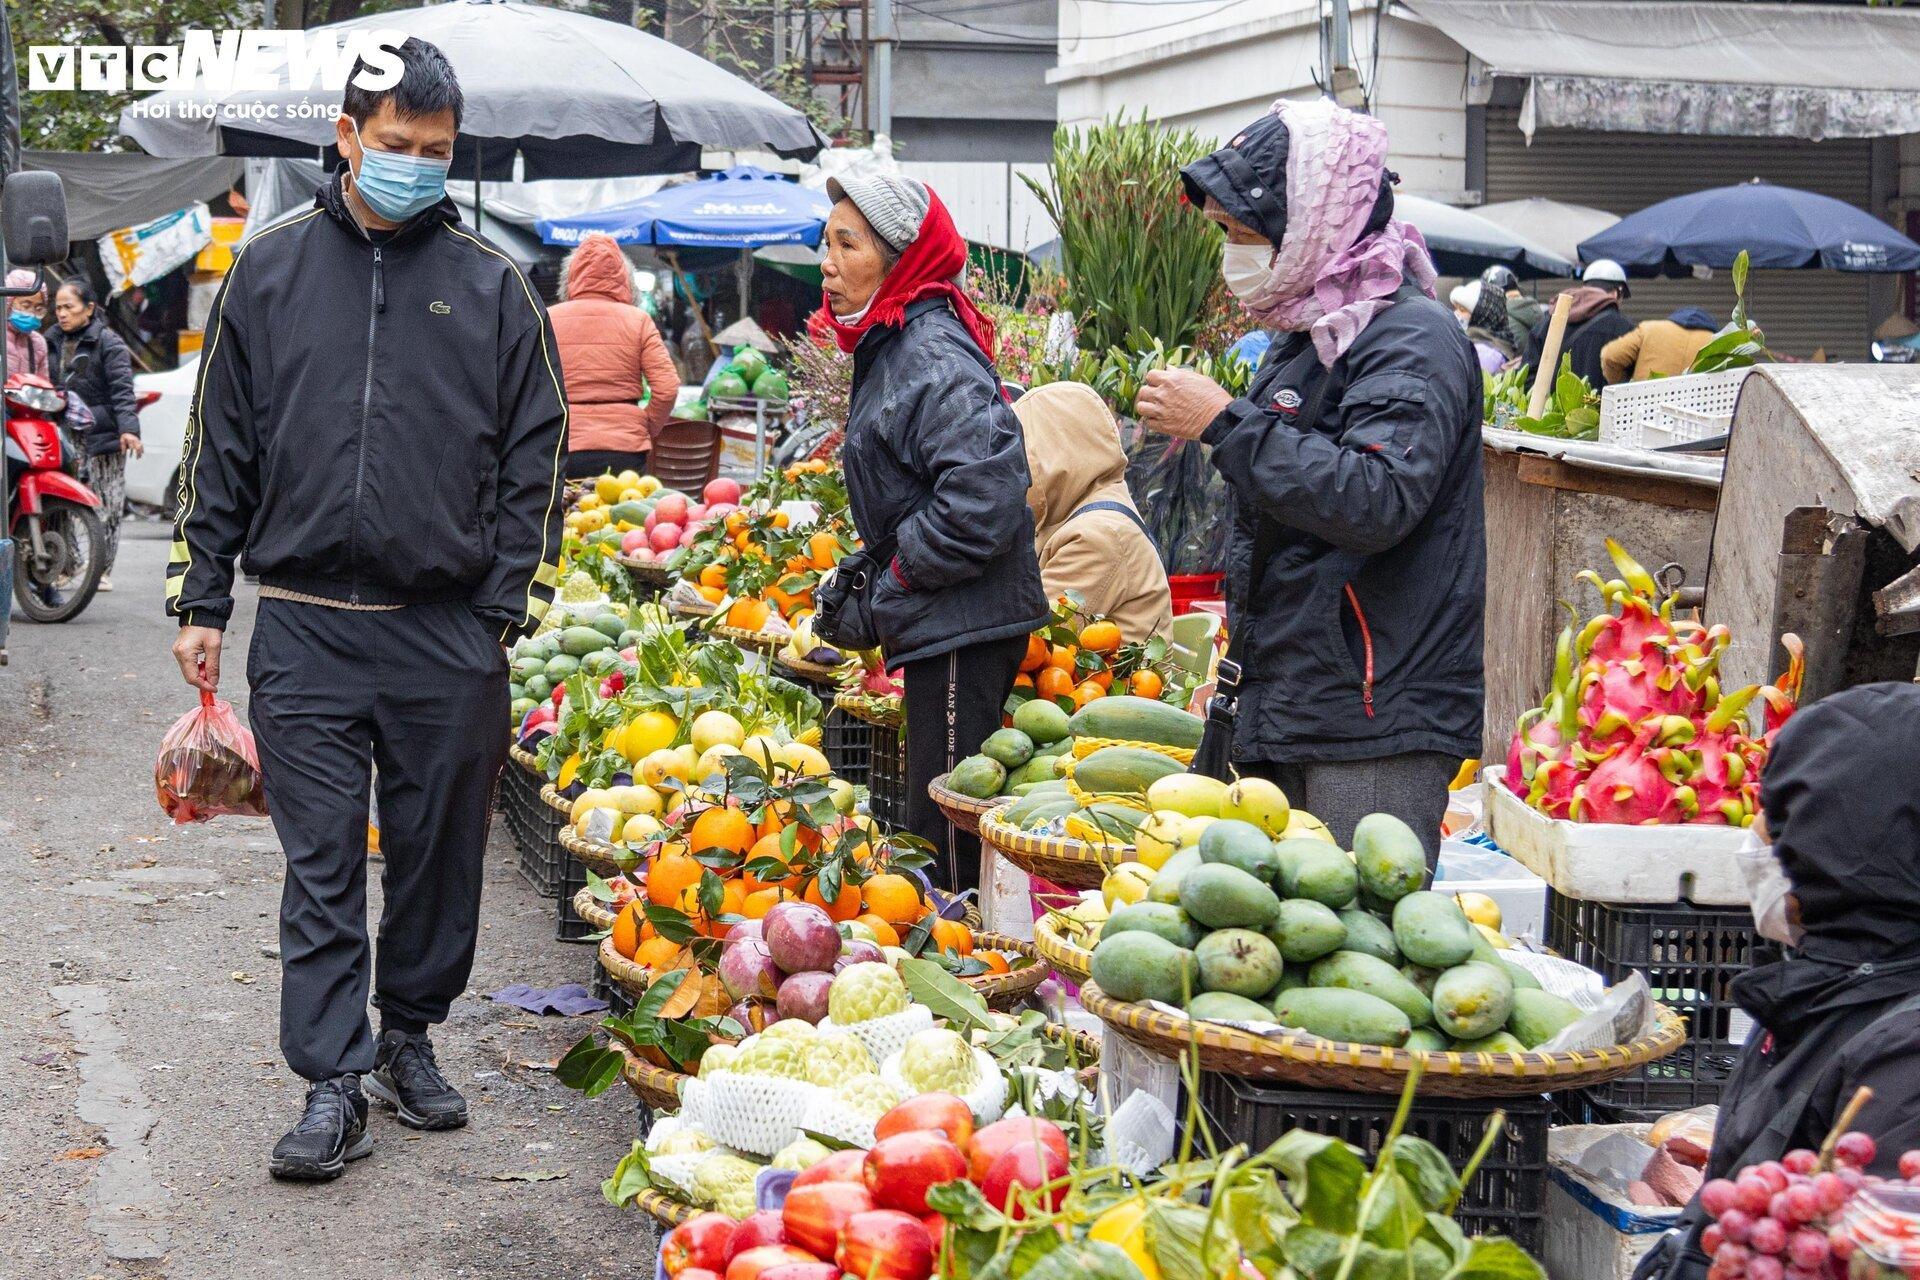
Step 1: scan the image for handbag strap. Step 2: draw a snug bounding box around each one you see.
[1066,499,1152,541]
[1215,358,1338,693]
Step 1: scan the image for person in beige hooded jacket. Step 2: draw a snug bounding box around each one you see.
[1013,381,1173,641]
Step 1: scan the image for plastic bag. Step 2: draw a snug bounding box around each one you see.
[1118,420,1232,576]
[155,689,268,823]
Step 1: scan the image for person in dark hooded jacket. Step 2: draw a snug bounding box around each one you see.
[809,172,1048,892]
[1133,99,1482,861]
[1522,259,1634,385]
[1634,682,1920,1280]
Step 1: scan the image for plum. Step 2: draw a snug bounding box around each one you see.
[777,971,834,1024]
[765,902,840,974]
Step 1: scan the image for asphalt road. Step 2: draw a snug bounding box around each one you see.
[0,522,653,1278]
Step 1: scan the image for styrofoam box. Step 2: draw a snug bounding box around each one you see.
[1545,1126,1681,1280]
[1434,840,1548,942]
[1482,767,1750,906]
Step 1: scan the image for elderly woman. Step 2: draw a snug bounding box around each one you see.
[1133,100,1484,862]
[549,232,680,480]
[1634,683,1920,1280]
[810,173,1048,892]
[1012,381,1172,642]
[49,279,143,591]
[6,269,51,378]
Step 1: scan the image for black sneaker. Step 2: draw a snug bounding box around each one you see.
[269,1076,372,1181]
[365,1030,468,1131]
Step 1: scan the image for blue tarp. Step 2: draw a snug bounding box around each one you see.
[536,165,830,249]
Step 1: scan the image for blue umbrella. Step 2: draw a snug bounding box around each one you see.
[536,165,830,248]
[1578,180,1920,278]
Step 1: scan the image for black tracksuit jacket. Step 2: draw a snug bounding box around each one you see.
[167,172,567,641]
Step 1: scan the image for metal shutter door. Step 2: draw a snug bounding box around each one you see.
[1483,107,1874,359]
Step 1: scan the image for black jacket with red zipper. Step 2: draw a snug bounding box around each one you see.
[167,170,567,641]
[1199,285,1484,764]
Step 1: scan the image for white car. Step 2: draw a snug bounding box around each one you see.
[125,354,198,512]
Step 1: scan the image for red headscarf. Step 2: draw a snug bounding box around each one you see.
[810,190,997,360]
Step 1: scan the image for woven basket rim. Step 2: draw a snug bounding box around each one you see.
[508,743,540,771]
[775,654,853,683]
[632,1187,697,1227]
[618,1044,688,1110]
[597,935,655,997]
[668,599,719,618]
[1078,979,1689,1089]
[928,774,1013,818]
[833,690,903,727]
[571,886,620,932]
[1071,735,1198,765]
[978,808,1131,865]
[538,783,574,819]
[615,555,677,581]
[711,623,784,652]
[962,931,1048,1006]
[558,825,629,877]
[1030,914,1094,981]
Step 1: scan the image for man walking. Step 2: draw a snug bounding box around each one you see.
[167,39,567,1181]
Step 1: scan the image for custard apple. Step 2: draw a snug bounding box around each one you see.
[698,1043,740,1078]
[761,1018,817,1043]
[897,1028,980,1096]
[828,962,910,1024]
[653,1127,717,1157]
[730,1035,809,1081]
[559,570,601,604]
[834,1075,904,1121]
[692,1153,762,1220]
[805,1031,878,1087]
[771,1137,833,1172]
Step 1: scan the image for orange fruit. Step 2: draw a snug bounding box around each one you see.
[743,834,795,890]
[1034,667,1074,702]
[1020,633,1049,673]
[1045,645,1077,673]
[979,950,1012,975]
[930,918,974,956]
[610,902,642,959]
[699,563,728,589]
[1079,620,1122,654]
[1071,680,1105,709]
[1013,673,1034,692]
[808,530,841,570]
[742,887,785,919]
[725,596,772,632]
[647,849,703,907]
[635,936,682,970]
[854,913,901,947]
[771,511,791,529]
[803,876,861,921]
[1128,669,1165,700]
[689,806,756,857]
[1088,668,1113,691]
[697,583,726,604]
[861,873,923,927]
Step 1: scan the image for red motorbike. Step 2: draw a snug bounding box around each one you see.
[5,370,105,622]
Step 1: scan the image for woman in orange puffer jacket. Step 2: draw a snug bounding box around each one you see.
[550,233,681,479]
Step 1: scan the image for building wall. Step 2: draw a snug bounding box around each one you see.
[893,2,1058,163]
[1049,1,1469,198]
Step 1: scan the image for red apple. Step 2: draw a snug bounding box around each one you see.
[790,1149,865,1190]
[704,477,743,505]
[966,1117,1069,1185]
[723,1246,814,1280]
[688,502,709,522]
[644,508,660,532]
[759,1266,838,1280]
[663,1213,737,1276]
[621,529,649,555]
[836,1211,934,1280]
[873,1094,974,1149]
[650,522,683,553]
[782,1181,874,1258]
[729,1210,788,1257]
[681,1272,721,1280]
[655,493,690,525]
[863,1132,969,1216]
[981,1142,1069,1219]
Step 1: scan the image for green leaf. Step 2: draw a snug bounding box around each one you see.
[584,868,616,903]
[632,967,689,1021]
[1443,1237,1547,1280]
[1360,1169,1429,1250]
[1731,248,1750,298]
[1265,1130,1368,1233]
[1007,1227,1068,1274]
[799,1128,862,1152]
[643,903,699,944]
[1385,1137,1461,1213]
[925,1178,1007,1230]
[897,957,993,1033]
[553,1037,625,1097]
[1144,1200,1214,1280]
[1219,1172,1296,1262]
[1280,1225,1347,1278]
[697,869,725,919]
[601,1141,653,1207]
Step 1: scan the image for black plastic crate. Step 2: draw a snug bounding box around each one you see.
[555,847,600,943]
[510,769,567,897]
[865,720,911,832]
[822,704,872,786]
[1196,1074,1549,1255]
[595,964,636,1019]
[1546,891,1760,1118]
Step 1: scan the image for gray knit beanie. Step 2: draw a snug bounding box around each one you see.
[826,173,931,255]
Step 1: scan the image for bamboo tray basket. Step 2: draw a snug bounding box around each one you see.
[710,623,784,654]
[620,1044,688,1111]
[977,808,1128,891]
[633,1187,697,1228]
[834,690,903,729]
[775,653,852,685]
[539,783,573,820]
[508,744,542,775]
[667,597,719,619]
[928,773,1010,836]
[967,932,1049,1010]
[558,825,631,878]
[1031,913,1094,983]
[615,555,676,589]
[572,886,620,933]
[1079,980,1688,1099]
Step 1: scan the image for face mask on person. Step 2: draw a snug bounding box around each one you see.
[347,118,451,223]
[1737,827,1802,946]
[1221,241,1275,301]
[9,311,42,333]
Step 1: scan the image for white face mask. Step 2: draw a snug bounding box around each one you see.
[1221,241,1275,301]
[1737,827,1802,946]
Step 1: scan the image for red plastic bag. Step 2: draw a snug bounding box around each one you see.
[156,688,269,823]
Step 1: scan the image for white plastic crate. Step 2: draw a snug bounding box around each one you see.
[1481,766,1750,906]
[1598,369,1751,449]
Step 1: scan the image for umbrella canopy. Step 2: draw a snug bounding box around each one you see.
[536,166,829,248]
[118,0,825,181]
[1472,198,1620,268]
[1577,180,1920,277]
[1395,194,1575,279]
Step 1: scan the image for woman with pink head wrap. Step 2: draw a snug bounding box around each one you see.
[1133,98,1485,865]
[5,268,51,379]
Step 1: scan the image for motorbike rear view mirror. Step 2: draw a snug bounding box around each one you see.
[2,170,70,272]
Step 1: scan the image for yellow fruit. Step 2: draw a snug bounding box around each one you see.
[618,488,644,504]
[568,787,613,822]
[614,469,643,491]
[621,813,664,844]
[1473,922,1511,950]
[636,475,662,497]
[673,744,701,778]
[690,710,746,755]
[593,474,625,505]
[1220,776,1290,836]
[695,743,742,781]
[739,734,784,771]
[556,752,583,789]
[1088,1200,1161,1280]
[780,742,831,777]
[1450,758,1481,790]
[1131,810,1187,869]
[1455,892,1502,930]
[827,778,858,815]
[578,492,606,512]
[1178,814,1218,845]
[1282,809,1337,844]
[606,785,662,817]
[1101,862,1155,909]
[638,748,689,789]
[1144,773,1228,819]
[616,711,679,762]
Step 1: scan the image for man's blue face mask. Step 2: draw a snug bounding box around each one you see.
[347,118,451,223]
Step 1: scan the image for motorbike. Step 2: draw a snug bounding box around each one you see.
[5,369,105,623]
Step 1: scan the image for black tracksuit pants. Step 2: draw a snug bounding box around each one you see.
[247,598,508,1082]
[902,635,1028,895]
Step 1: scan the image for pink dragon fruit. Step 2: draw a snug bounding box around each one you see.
[1760,634,1805,743]
[1575,731,1701,825]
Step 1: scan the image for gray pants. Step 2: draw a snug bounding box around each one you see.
[1243,751,1458,866]
[86,451,127,576]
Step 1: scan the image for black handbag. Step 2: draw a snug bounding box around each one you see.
[1190,363,1336,781]
[813,535,895,653]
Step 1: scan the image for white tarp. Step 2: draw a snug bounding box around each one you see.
[1405,0,1920,140]
[99,203,213,295]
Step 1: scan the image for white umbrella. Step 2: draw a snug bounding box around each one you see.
[1395,194,1576,279]
[1474,198,1621,268]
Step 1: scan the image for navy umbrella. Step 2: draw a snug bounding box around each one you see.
[1578,180,1920,277]
[536,166,829,248]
